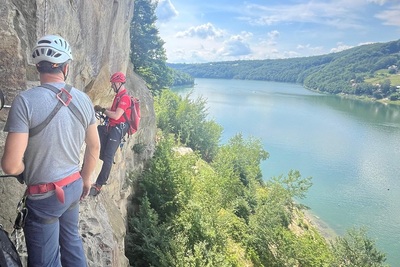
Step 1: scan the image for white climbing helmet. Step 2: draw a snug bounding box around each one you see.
[31,35,73,64]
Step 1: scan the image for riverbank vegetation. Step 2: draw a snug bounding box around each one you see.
[125,89,388,266]
[168,40,400,103]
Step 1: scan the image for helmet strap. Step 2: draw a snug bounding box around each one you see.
[62,64,69,81]
[116,83,123,93]
[112,83,123,94]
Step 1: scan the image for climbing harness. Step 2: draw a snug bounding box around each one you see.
[95,111,127,151]
[26,172,81,203]
[30,84,85,137]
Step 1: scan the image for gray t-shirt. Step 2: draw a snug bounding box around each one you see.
[4,82,96,185]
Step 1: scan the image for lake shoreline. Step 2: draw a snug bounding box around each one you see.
[303,209,338,241]
[306,87,400,106]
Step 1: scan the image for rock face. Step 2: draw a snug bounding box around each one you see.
[0,1,156,266]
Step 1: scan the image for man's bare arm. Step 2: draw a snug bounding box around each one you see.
[1,132,28,175]
[80,123,100,199]
[104,107,125,120]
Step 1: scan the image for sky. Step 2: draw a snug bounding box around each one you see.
[155,0,400,63]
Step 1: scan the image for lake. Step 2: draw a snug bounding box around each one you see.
[173,78,400,266]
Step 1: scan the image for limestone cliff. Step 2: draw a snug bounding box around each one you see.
[0,1,156,266]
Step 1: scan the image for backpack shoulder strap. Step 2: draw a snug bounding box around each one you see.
[29,84,85,137]
[117,93,131,119]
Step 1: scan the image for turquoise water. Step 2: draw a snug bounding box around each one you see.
[174,78,400,266]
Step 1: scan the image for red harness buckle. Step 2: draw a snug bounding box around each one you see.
[56,88,72,106]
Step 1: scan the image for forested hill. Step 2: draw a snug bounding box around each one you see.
[168,39,400,101]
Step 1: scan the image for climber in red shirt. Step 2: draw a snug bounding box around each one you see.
[91,72,131,196]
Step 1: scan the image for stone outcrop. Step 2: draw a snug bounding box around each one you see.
[0,1,156,266]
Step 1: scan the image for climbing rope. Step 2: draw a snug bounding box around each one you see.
[44,0,48,35]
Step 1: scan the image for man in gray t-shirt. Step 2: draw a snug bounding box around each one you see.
[1,35,100,267]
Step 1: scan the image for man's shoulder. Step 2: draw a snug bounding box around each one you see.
[117,94,131,109]
[70,86,91,101]
[121,93,131,100]
[117,92,131,102]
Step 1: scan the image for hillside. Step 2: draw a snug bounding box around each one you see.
[168,40,400,101]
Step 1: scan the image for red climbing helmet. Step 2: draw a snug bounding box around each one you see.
[110,72,126,83]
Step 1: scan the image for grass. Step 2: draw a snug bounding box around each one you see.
[364,69,400,86]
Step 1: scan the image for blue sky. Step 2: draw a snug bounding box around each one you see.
[155,0,400,63]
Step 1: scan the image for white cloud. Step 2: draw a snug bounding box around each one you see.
[367,0,389,5]
[330,42,354,53]
[375,5,400,26]
[241,1,366,30]
[156,0,179,23]
[158,0,400,63]
[268,30,280,39]
[176,23,224,39]
[297,44,324,53]
[219,35,252,57]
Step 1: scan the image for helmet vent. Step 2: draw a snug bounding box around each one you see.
[38,40,51,44]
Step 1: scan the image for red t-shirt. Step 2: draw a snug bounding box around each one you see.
[108,89,132,127]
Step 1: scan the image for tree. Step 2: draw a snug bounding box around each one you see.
[139,135,196,223]
[213,134,269,186]
[331,227,388,267]
[125,195,167,267]
[130,0,173,93]
[154,89,222,162]
[381,79,391,95]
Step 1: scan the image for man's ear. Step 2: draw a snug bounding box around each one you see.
[63,63,69,73]
[62,63,70,81]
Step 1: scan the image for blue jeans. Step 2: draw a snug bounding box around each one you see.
[24,178,87,267]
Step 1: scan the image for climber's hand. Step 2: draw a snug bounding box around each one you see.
[94,105,105,113]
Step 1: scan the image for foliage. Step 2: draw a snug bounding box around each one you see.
[154,89,223,162]
[125,195,168,267]
[130,0,173,94]
[269,170,313,200]
[168,39,400,99]
[126,133,361,266]
[330,227,388,267]
[170,67,195,87]
[132,143,146,154]
[212,133,269,187]
[138,135,196,223]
